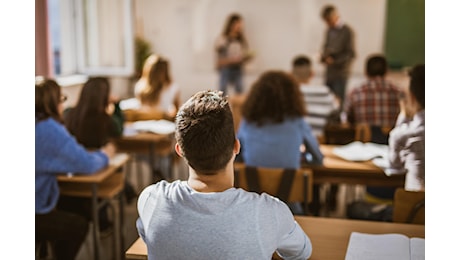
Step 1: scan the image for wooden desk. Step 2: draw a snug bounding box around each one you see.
[125,216,424,260]
[114,123,175,182]
[58,153,129,260]
[307,145,405,187]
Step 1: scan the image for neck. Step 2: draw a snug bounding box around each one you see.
[187,162,234,192]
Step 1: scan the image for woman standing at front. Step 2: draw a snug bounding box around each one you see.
[215,13,253,95]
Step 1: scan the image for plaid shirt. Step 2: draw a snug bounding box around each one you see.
[345,78,401,128]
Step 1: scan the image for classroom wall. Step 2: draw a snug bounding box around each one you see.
[133,0,387,101]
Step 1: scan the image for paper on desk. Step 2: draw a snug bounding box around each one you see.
[372,157,407,176]
[333,141,389,162]
[132,119,176,135]
[109,153,129,167]
[119,98,141,110]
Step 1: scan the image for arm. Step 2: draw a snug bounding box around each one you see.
[110,101,125,137]
[275,201,312,259]
[301,120,324,165]
[387,114,410,170]
[37,120,109,174]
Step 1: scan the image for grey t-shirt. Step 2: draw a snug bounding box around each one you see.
[137,180,312,260]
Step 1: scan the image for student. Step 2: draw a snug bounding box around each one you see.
[237,70,323,169]
[136,90,312,259]
[345,55,401,133]
[320,4,356,110]
[35,78,115,260]
[63,77,136,232]
[388,64,425,191]
[134,54,181,120]
[215,13,253,95]
[292,54,339,138]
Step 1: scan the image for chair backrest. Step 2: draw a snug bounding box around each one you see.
[233,163,313,214]
[354,123,392,144]
[392,188,425,224]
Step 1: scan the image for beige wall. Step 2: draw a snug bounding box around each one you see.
[133,0,388,102]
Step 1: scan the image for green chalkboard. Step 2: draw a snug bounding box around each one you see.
[384,0,425,70]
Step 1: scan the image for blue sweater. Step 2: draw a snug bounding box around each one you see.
[237,117,323,169]
[35,118,109,214]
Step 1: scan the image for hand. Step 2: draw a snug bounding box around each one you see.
[106,103,115,115]
[109,95,120,104]
[101,142,116,158]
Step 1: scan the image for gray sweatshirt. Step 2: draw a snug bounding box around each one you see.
[137,180,312,259]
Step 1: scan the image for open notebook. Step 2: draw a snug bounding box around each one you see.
[345,232,425,260]
[333,141,406,176]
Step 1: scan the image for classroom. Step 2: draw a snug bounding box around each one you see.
[32,0,432,259]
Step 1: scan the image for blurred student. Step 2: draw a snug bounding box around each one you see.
[136,90,312,259]
[237,71,323,169]
[292,54,339,138]
[63,77,136,232]
[35,78,115,260]
[215,13,253,95]
[134,54,181,120]
[388,64,425,191]
[344,55,402,208]
[345,55,401,138]
[320,4,355,109]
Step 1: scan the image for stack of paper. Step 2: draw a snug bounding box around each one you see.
[132,119,176,135]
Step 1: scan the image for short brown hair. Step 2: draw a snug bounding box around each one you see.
[175,90,235,174]
[242,70,306,126]
[35,77,63,123]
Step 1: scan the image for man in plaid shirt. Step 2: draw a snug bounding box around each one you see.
[345,55,401,130]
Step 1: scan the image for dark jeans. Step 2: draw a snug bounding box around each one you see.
[219,66,243,95]
[326,77,347,110]
[35,210,89,260]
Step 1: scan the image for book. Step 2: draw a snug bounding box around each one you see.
[345,232,425,260]
[332,141,389,162]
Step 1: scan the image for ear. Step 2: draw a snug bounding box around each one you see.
[234,139,241,155]
[175,143,183,157]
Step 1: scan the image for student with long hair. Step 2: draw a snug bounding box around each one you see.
[35,77,115,260]
[237,70,323,169]
[134,54,181,120]
[63,77,136,231]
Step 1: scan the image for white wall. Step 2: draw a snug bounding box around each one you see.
[133,0,388,102]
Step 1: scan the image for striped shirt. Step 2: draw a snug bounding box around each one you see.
[345,78,401,128]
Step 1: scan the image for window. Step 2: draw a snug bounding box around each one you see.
[46,0,134,78]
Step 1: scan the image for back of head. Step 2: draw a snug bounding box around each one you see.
[292,55,312,83]
[242,70,306,125]
[35,77,62,123]
[175,90,235,174]
[409,64,425,109]
[141,56,171,105]
[76,77,110,114]
[366,55,388,77]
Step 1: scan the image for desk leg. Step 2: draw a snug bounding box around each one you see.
[91,185,101,260]
[119,190,125,260]
[149,143,165,182]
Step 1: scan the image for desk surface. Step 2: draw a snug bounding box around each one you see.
[125,216,424,260]
[57,153,129,184]
[308,145,405,187]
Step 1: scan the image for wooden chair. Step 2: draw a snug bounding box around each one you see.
[123,108,171,122]
[354,123,392,144]
[392,188,425,224]
[233,163,313,215]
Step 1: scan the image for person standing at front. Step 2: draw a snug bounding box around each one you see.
[320,5,355,110]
